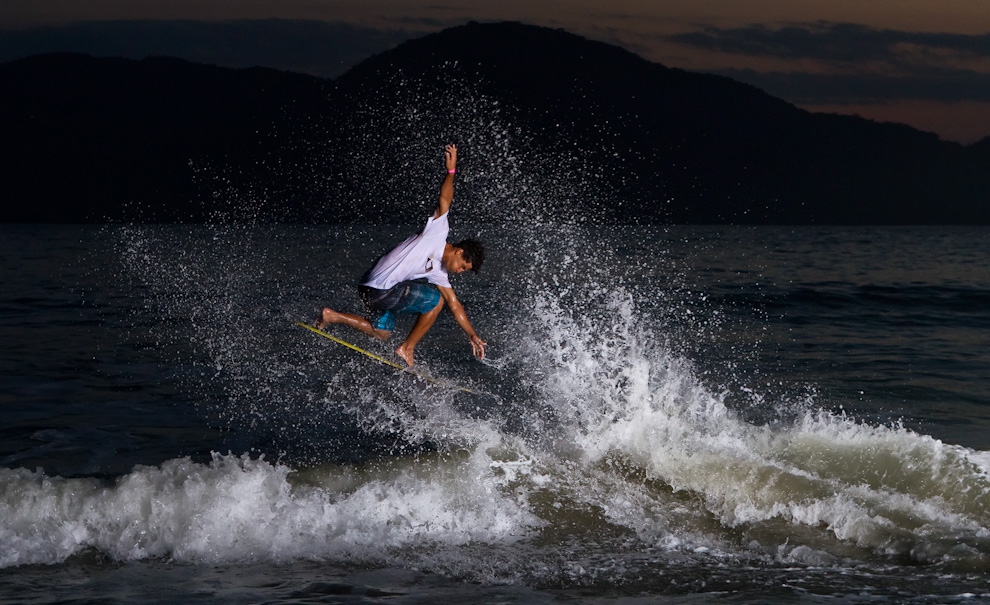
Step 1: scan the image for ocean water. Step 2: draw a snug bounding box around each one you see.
[2,223,989,604]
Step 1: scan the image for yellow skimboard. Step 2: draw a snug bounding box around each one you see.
[295,322,473,393]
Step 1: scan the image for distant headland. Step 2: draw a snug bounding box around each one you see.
[2,22,988,224]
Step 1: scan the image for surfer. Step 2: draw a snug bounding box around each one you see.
[314,144,487,366]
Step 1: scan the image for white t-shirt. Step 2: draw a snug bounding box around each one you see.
[361,212,452,290]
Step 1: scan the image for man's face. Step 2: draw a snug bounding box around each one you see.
[446,248,473,274]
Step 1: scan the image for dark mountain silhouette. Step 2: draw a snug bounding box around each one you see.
[0,53,338,222]
[1,21,988,224]
[335,22,990,224]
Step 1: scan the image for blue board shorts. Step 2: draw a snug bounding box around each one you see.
[358,280,441,332]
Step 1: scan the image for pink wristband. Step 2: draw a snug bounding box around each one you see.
[448,169,456,174]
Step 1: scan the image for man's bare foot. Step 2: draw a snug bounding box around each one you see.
[396,343,415,366]
[314,307,341,330]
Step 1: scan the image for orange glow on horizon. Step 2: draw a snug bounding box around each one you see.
[800,100,990,145]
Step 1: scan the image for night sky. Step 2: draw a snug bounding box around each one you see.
[2,0,989,143]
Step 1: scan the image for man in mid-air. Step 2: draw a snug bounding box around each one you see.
[315,144,487,366]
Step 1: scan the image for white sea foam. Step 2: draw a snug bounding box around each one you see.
[0,446,540,568]
[518,286,990,565]
[100,223,990,575]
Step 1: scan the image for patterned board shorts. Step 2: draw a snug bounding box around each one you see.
[358,280,441,332]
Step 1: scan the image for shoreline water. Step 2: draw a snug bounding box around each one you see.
[2,224,989,603]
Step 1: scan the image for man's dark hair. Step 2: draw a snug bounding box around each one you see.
[454,238,485,273]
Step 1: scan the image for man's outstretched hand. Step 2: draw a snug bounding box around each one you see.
[445,144,457,172]
[470,334,487,360]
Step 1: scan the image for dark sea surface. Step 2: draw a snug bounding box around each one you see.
[2,223,989,604]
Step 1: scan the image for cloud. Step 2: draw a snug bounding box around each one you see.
[379,15,463,28]
[670,22,990,103]
[670,22,990,67]
[0,19,419,77]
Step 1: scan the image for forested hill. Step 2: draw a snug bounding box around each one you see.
[2,21,988,223]
[0,53,337,222]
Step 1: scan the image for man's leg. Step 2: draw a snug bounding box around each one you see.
[396,297,445,366]
[316,308,391,340]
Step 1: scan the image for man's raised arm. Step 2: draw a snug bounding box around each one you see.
[434,144,457,218]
